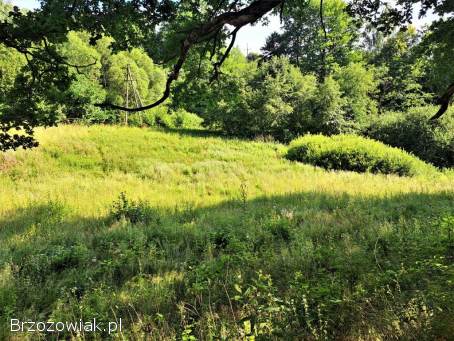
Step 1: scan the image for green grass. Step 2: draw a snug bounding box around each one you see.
[1,125,454,340]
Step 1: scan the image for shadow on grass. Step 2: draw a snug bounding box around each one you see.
[160,127,225,139]
[0,203,108,242]
[1,189,453,338]
[2,188,453,261]
[159,127,261,142]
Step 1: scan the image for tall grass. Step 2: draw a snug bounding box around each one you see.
[1,125,452,216]
[1,125,453,339]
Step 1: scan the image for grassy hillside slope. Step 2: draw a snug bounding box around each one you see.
[1,125,453,340]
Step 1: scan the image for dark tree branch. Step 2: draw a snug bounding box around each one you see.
[97,38,192,112]
[64,60,98,74]
[279,0,286,23]
[209,28,222,61]
[96,0,284,112]
[210,26,241,82]
[431,82,454,120]
[4,36,97,79]
[155,53,179,65]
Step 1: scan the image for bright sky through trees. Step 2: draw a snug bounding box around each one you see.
[9,0,279,53]
[9,0,437,54]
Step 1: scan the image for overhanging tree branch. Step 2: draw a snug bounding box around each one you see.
[210,26,241,82]
[431,83,454,120]
[95,0,284,112]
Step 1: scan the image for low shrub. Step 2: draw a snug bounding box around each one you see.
[136,107,203,129]
[147,106,174,128]
[364,106,454,168]
[171,108,204,129]
[286,134,436,176]
[110,192,159,224]
[125,113,146,127]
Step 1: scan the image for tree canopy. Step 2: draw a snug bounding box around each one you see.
[0,0,453,150]
[262,0,358,80]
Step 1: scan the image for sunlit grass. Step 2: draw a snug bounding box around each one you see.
[1,124,452,217]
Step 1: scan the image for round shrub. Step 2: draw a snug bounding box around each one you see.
[286,134,436,176]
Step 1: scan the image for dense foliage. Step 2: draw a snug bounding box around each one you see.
[128,108,203,130]
[365,107,454,168]
[262,0,358,79]
[0,0,453,150]
[286,134,436,176]
[173,53,380,141]
[366,27,432,112]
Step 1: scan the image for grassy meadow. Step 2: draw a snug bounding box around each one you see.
[1,125,454,339]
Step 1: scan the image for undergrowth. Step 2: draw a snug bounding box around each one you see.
[1,125,453,339]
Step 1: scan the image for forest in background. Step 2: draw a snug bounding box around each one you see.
[1,0,453,167]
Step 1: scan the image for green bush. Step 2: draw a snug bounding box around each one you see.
[139,107,203,129]
[171,109,204,129]
[286,134,436,176]
[141,106,169,127]
[333,62,378,124]
[213,56,313,141]
[364,106,454,168]
[125,113,145,127]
